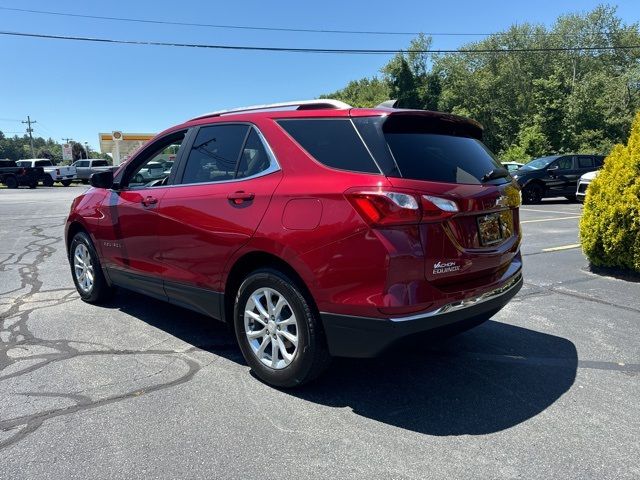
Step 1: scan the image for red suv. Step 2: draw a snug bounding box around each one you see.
[66,100,522,387]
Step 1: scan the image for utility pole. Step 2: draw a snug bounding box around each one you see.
[22,115,37,158]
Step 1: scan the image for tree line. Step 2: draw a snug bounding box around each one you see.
[321,5,640,161]
[0,131,109,163]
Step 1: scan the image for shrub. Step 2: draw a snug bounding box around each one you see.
[580,112,640,272]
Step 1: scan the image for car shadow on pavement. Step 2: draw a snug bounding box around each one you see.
[292,320,578,436]
[108,290,577,437]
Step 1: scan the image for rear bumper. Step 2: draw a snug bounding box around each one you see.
[321,271,523,357]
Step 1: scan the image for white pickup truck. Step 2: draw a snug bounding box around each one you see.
[16,158,77,186]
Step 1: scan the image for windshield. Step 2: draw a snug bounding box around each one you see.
[520,157,557,171]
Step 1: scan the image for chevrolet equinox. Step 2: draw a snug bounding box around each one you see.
[66,99,523,387]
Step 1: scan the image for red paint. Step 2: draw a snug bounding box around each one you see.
[66,106,522,322]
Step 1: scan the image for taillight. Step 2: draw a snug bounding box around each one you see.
[345,189,458,226]
[421,195,459,221]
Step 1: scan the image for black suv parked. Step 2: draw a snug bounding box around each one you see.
[0,160,43,189]
[513,154,604,204]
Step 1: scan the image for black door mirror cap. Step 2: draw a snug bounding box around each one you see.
[90,170,114,189]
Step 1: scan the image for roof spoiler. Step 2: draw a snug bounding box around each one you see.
[375,99,399,109]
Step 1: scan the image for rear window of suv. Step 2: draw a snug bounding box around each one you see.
[353,115,505,185]
[384,133,503,184]
[277,119,379,174]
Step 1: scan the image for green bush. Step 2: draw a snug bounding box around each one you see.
[580,112,640,272]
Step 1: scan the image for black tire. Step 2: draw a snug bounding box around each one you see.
[29,181,37,189]
[233,268,331,388]
[5,176,18,189]
[61,180,72,187]
[43,176,54,187]
[565,194,577,202]
[69,231,115,303]
[522,183,544,204]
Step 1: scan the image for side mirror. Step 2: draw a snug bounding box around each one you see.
[90,170,114,189]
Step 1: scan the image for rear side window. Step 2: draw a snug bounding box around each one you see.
[93,160,109,167]
[181,124,249,184]
[236,129,271,179]
[35,160,52,167]
[578,156,594,168]
[278,119,379,174]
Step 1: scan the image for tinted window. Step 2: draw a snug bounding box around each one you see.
[181,125,249,184]
[578,156,594,168]
[554,157,573,170]
[385,133,503,184]
[236,128,271,179]
[76,161,89,168]
[595,156,604,167]
[93,160,109,167]
[35,160,52,167]
[278,119,379,174]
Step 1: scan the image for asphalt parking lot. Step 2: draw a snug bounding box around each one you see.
[1,186,638,479]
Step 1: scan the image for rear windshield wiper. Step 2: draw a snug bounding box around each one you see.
[481,167,510,183]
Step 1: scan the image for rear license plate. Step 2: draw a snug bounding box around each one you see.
[477,211,512,246]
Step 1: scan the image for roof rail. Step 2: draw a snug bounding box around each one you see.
[190,99,352,121]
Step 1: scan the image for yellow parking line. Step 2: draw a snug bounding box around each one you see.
[521,215,581,224]
[542,243,581,252]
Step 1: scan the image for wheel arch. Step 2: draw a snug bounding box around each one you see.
[66,221,91,256]
[223,250,317,325]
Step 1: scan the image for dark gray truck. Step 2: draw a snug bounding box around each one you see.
[71,159,118,184]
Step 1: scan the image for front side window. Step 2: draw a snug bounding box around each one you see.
[127,132,185,187]
[554,157,573,170]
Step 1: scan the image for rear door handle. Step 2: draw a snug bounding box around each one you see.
[142,196,158,207]
[227,191,255,204]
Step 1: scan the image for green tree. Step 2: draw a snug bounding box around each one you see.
[320,77,389,107]
[323,5,640,157]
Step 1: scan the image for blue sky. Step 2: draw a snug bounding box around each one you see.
[1,0,638,150]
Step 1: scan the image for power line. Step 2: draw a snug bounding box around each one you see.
[1,30,638,55]
[0,5,623,38]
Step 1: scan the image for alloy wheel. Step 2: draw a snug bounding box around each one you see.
[244,287,299,369]
[73,243,94,293]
